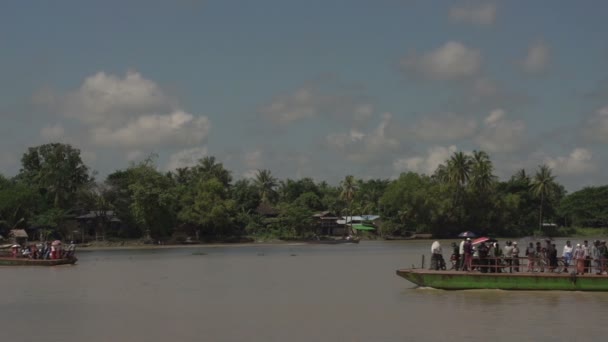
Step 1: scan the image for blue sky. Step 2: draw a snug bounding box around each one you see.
[1,0,608,191]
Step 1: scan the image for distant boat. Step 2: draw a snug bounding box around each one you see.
[396,268,608,291]
[307,237,360,245]
[0,257,77,266]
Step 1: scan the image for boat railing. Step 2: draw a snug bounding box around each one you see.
[438,254,605,274]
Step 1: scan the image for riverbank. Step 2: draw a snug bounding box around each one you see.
[76,238,310,251]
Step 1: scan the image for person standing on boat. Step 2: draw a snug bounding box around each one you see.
[582,240,591,273]
[477,242,489,273]
[591,240,601,275]
[430,241,443,270]
[450,242,460,270]
[66,241,76,258]
[463,238,473,271]
[503,241,514,273]
[458,238,466,271]
[574,243,586,275]
[512,242,520,272]
[526,242,536,272]
[599,241,608,275]
[562,241,573,273]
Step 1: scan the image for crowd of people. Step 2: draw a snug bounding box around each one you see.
[429,238,608,275]
[8,241,76,260]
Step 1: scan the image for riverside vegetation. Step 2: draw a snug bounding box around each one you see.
[0,143,607,243]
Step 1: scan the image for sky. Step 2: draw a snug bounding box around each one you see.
[1,0,608,191]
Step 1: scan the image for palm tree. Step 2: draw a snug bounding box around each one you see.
[447,152,473,187]
[195,156,232,186]
[531,164,557,232]
[513,168,529,183]
[470,150,496,192]
[340,175,358,237]
[254,169,277,204]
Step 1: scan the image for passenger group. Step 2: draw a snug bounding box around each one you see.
[430,238,608,275]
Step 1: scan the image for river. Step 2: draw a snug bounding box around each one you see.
[2,239,608,341]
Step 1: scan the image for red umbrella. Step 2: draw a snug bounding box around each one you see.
[472,237,496,245]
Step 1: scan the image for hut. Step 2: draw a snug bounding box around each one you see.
[9,229,29,245]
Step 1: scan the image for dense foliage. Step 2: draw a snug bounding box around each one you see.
[0,143,605,242]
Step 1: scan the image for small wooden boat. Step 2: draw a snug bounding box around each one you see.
[0,257,77,266]
[308,238,360,245]
[396,268,608,291]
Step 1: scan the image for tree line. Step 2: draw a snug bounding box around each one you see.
[0,143,606,242]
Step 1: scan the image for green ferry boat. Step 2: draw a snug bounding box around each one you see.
[396,268,608,291]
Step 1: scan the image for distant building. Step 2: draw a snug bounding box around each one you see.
[9,229,29,245]
[75,211,123,241]
[312,211,342,235]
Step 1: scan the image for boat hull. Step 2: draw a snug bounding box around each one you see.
[0,257,77,266]
[396,269,608,291]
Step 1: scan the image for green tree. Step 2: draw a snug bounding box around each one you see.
[178,178,237,237]
[340,175,358,236]
[531,164,558,232]
[128,160,178,239]
[19,143,93,209]
[254,169,278,204]
[470,150,496,193]
[447,151,472,188]
[559,186,608,227]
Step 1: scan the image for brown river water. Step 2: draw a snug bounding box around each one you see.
[2,239,608,342]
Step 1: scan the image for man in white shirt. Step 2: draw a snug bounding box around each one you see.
[458,238,465,271]
[562,240,573,273]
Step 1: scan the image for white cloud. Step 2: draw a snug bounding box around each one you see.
[584,105,608,142]
[91,110,210,148]
[544,148,596,175]
[475,109,526,152]
[393,145,458,175]
[42,71,212,150]
[40,123,65,141]
[400,41,482,80]
[326,112,399,163]
[520,41,550,74]
[411,113,478,141]
[449,3,497,25]
[166,146,209,170]
[259,84,373,125]
[63,71,172,125]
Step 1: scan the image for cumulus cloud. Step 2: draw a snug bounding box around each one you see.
[520,41,550,74]
[40,71,211,154]
[166,146,209,170]
[400,41,482,80]
[40,123,65,141]
[584,105,608,142]
[411,113,478,141]
[544,148,596,175]
[449,3,497,26]
[475,109,526,152]
[326,112,399,163]
[393,145,458,175]
[259,83,373,125]
[91,110,210,148]
[63,71,172,125]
